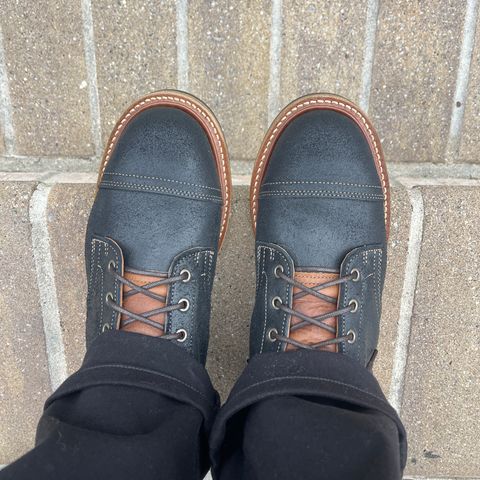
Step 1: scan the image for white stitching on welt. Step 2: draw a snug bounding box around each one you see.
[252,98,388,227]
[103,172,221,192]
[99,94,229,240]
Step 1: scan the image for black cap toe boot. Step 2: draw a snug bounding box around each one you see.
[249,93,389,368]
[85,91,231,365]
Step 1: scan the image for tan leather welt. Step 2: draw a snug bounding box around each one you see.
[287,271,339,352]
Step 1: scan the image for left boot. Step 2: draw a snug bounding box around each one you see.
[85,90,231,365]
[249,93,389,368]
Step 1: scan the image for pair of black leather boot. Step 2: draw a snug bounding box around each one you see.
[86,90,389,370]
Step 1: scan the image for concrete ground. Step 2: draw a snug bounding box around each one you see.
[1,169,479,479]
[1,1,480,478]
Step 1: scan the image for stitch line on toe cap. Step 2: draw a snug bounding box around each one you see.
[259,190,384,200]
[99,94,229,241]
[262,180,382,189]
[103,172,221,192]
[252,98,388,228]
[100,180,223,202]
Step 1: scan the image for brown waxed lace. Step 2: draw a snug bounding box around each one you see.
[106,264,189,341]
[271,268,358,350]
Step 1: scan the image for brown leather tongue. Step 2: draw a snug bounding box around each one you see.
[287,271,339,352]
[120,271,169,337]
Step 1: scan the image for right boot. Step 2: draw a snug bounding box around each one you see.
[249,93,390,368]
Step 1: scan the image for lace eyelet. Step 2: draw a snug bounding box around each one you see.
[102,323,111,332]
[348,299,359,313]
[176,328,188,342]
[350,268,360,282]
[180,269,191,283]
[274,265,284,278]
[267,328,278,342]
[272,296,282,309]
[347,329,356,344]
[105,292,113,304]
[108,260,116,271]
[179,298,190,312]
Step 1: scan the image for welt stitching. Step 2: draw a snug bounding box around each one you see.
[259,191,384,200]
[99,94,229,240]
[252,98,388,228]
[263,180,382,189]
[230,376,389,405]
[103,172,221,192]
[101,180,222,201]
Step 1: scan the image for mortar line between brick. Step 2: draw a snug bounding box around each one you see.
[388,186,424,413]
[29,182,68,391]
[359,0,379,112]
[0,26,15,155]
[267,0,283,124]
[81,0,103,157]
[176,0,189,90]
[445,0,479,163]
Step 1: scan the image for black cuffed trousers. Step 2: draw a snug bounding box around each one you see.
[1,331,407,480]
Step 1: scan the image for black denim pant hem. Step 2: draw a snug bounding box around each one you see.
[1,331,407,480]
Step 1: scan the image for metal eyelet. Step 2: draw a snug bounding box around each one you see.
[272,296,282,309]
[105,292,113,304]
[350,268,360,282]
[348,299,359,313]
[176,328,188,343]
[347,329,356,344]
[267,328,278,342]
[179,298,190,312]
[274,265,284,278]
[180,269,191,283]
[102,323,111,332]
[108,260,116,271]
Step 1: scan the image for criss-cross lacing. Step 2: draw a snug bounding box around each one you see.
[106,264,190,341]
[269,266,359,350]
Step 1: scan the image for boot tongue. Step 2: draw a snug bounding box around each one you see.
[120,271,169,337]
[287,271,339,352]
